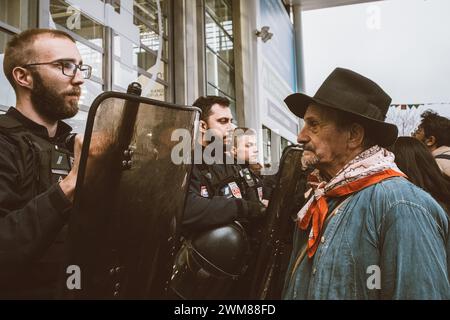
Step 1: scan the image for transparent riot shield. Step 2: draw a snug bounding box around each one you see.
[63,91,200,299]
[248,145,307,299]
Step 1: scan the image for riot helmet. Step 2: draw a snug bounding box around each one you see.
[170,221,250,299]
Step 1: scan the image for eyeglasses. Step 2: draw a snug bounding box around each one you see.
[22,60,92,79]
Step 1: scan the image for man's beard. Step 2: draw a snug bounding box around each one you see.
[30,71,80,122]
[301,149,320,170]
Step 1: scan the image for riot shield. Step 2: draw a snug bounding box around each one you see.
[63,90,200,299]
[247,145,307,299]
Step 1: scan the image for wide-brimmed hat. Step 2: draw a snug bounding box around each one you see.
[284,67,398,147]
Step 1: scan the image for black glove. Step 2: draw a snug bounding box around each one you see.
[240,199,266,221]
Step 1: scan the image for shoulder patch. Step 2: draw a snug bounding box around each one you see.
[258,186,263,201]
[200,185,209,198]
[228,181,242,199]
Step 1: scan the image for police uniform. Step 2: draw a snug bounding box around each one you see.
[172,150,267,299]
[182,156,266,235]
[238,165,265,203]
[227,164,269,299]
[0,107,73,298]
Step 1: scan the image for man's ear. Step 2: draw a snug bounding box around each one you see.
[348,123,365,149]
[199,120,208,134]
[12,67,33,90]
[425,135,436,147]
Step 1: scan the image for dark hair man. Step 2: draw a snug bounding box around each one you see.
[283,68,449,299]
[0,28,88,298]
[182,96,266,232]
[172,96,267,299]
[412,110,450,176]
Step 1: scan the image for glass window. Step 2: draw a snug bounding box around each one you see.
[138,73,168,101]
[206,49,235,98]
[49,0,105,114]
[204,0,236,122]
[113,0,170,101]
[135,19,159,50]
[262,126,272,166]
[205,11,234,66]
[133,0,169,38]
[0,1,38,110]
[50,0,105,48]
[1,0,173,124]
[76,41,103,79]
[114,59,138,89]
[133,42,168,80]
[207,83,218,96]
[0,0,37,31]
[134,45,157,71]
[0,30,15,109]
[79,79,103,108]
[111,0,121,13]
[205,0,233,35]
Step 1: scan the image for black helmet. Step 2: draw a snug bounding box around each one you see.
[170,221,250,299]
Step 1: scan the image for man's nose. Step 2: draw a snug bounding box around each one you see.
[297,127,308,144]
[72,68,85,85]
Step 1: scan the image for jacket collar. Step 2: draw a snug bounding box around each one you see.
[6,107,72,141]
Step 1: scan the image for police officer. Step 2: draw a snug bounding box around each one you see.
[172,96,266,299]
[231,127,274,207]
[0,29,87,298]
[182,96,266,234]
[228,127,273,298]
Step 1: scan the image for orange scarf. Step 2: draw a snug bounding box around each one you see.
[299,168,406,258]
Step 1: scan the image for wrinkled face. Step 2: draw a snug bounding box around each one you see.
[28,35,84,121]
[297,104,349,171]
[204,103,234,143]
[234,134,258,164]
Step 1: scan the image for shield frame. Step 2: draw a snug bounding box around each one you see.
[248,144,306,299]
[65,91,201,299]
[74,91,201,199]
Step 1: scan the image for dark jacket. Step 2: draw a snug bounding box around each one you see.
[183,163,242,234]
[0,107,73,298]
[182,152,265,235]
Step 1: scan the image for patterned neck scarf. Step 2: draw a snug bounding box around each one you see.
[297,145,406,258]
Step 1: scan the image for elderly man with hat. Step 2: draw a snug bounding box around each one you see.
[283,68,449,299]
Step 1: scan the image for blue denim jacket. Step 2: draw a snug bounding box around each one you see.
[283,177,450,299]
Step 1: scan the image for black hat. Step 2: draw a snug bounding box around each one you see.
[284,68,398,147]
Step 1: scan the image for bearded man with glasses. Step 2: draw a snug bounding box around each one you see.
[0,28,89,298]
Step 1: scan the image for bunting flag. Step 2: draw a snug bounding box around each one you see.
[390,102,450,110]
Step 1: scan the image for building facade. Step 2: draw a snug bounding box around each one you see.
[0,0,300,168]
